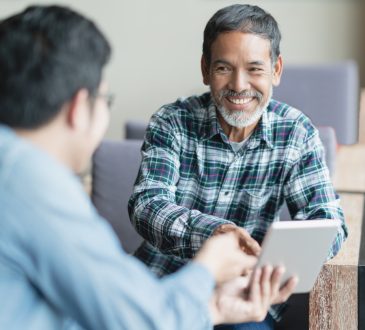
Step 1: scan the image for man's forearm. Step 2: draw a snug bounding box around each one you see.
[129,192,233,258]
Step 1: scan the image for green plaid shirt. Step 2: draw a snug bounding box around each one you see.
[128,92,347,318]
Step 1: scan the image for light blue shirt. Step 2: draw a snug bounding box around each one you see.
[0,125,215,330]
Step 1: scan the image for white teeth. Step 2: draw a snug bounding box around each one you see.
[229,97,253,105]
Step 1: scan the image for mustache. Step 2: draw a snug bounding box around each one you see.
[219,89,263,102]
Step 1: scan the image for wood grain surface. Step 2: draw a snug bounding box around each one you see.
[309,193,364,330]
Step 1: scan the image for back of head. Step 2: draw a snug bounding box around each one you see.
[203,4,281,65]
[0,5,111,129]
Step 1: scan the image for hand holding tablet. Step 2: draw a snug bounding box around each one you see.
[251,219,341,293]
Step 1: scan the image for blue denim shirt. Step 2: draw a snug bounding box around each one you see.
[0,125,214,330]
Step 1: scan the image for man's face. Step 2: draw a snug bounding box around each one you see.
[76,81,111,173]
[202,32,282,129]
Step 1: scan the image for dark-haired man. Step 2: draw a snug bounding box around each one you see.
[129,4,347,329]
[0,5,296,330]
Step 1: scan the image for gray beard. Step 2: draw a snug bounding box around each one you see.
[215,87,272,128]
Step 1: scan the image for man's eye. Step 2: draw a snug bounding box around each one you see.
[249,67,263,73]
[215,66,230,73]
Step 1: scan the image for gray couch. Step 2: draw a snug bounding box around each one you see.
[273,61,359,145]
[92,139,143,254]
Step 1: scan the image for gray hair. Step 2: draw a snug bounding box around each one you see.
[203,4,281,64]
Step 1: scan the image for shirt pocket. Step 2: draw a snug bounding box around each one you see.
[238,187,273,218]
[235,187,278,242]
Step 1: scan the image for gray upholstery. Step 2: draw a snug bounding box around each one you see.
[91,139,143,253]
[125,121,147,140]
[274,61,359,145]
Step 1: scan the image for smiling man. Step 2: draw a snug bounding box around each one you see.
[129,4,347,329]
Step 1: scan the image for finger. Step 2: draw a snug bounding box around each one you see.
[248,268,262,302]
[245,239,261,256]
[237,229,261,256]
[275,276,298,304]
[260,265,272,306]
[270,266,285,298]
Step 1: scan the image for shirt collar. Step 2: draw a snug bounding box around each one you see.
[247,107,274,150]
[200,96,222,141]
[0,124,15,145]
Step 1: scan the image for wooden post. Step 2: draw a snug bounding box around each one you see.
[309,193,364,329]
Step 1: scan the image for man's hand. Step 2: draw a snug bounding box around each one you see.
[210,266,298,325]
[268,267,298,305]
[213,224,261,256]
[194,232,257,284]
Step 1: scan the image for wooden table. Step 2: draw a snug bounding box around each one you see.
[333,144,365,194]
[309,192,365,329]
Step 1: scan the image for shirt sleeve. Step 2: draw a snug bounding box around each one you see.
[3,199,215,330]
[128,111,234,258]
[283,128,348,259]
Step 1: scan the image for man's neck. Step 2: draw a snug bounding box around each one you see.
[15,124,75,172]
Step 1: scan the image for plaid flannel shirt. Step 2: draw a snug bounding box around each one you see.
[128,92,347,319]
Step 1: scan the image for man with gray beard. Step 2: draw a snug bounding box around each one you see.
[129,4,347,329]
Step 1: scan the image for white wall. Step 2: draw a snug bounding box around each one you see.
[1,0,364,139]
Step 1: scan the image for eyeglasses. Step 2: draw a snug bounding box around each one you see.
[91,92,115,110]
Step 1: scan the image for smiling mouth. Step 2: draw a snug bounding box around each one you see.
[226,96,254,105]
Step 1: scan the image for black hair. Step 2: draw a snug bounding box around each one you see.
[0,5,111,128]
[203,4,281,65]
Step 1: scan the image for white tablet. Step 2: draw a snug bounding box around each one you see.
[254,219,341,293]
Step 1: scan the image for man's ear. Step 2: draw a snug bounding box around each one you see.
[66,88,90,130]
[272,54,283,87]
[201,55,210,86]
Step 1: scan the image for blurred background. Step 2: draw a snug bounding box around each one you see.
[2,4,364,328]
[1,0,365,139]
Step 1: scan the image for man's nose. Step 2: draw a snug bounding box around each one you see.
[228,70,251,93]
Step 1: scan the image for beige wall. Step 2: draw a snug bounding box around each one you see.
[2,0,365,139]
